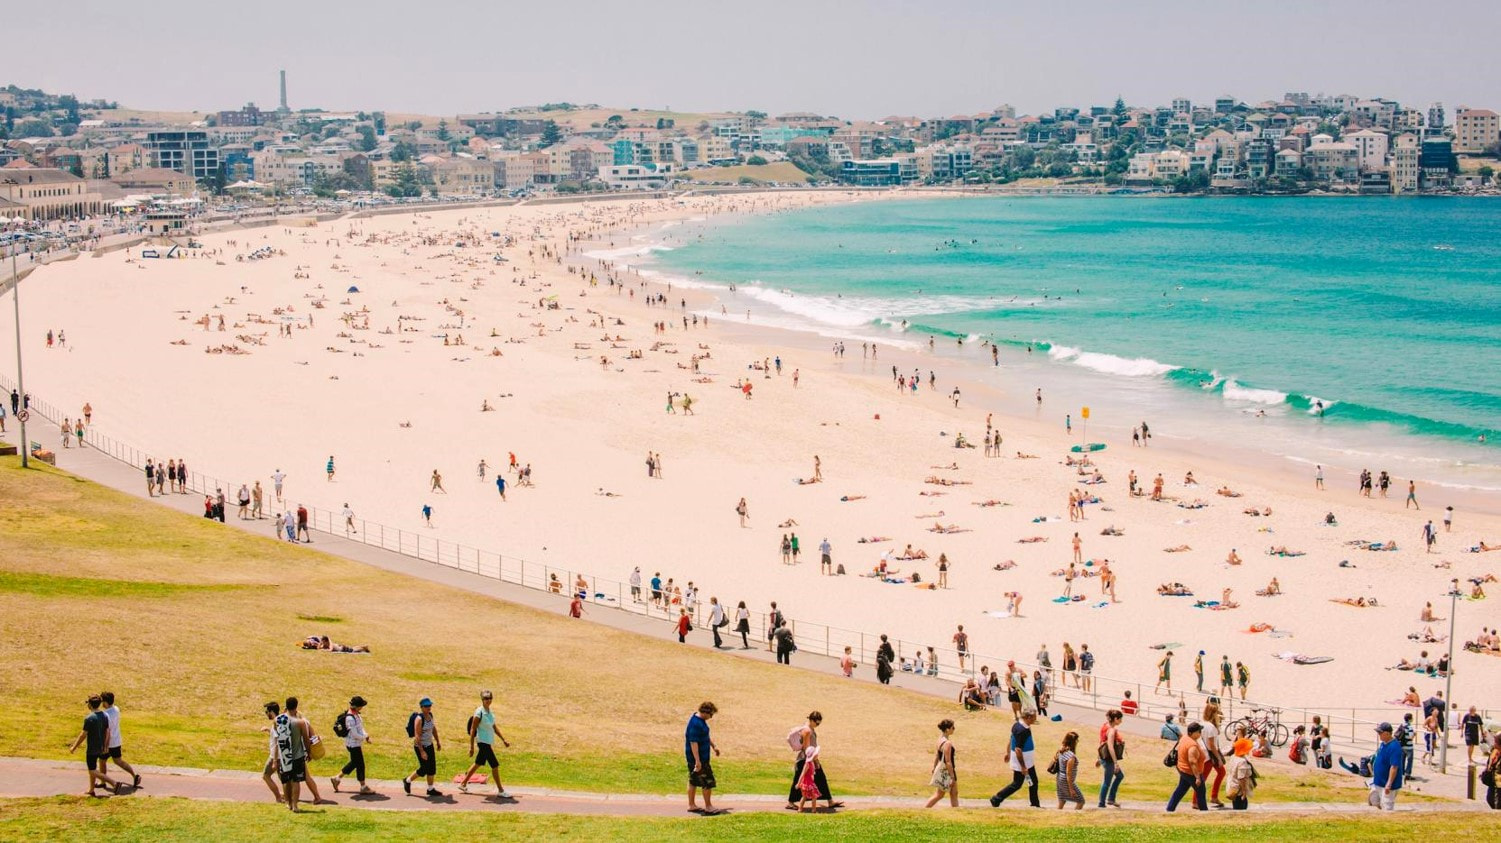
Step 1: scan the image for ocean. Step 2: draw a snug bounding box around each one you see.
[638,196,1501,492]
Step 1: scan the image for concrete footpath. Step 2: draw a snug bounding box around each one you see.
[11,438,1481,805]
[0,757,1483,816]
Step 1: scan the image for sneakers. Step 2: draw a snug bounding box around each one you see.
[989,795,1001,808]
[427,788,443,797]
[496,789,512,798]
[402,777,412,795]
[458,782,469,794]
[330,776,341,792]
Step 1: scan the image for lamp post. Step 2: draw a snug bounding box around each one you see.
[1437,585,1459,775]
[6,218,29,468]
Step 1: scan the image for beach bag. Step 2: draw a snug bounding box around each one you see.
[930,760,954,790]
[1046,752,1060,776]
[787,726,806,753]
[332,713,350,738]
[1163,746,1179,768]
[307,733,326,761]
[1289,742,1303,764]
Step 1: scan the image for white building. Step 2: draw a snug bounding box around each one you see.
[1343,129,1389,171]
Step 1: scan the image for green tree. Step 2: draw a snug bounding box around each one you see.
[390,141,416,162]
[539,120,563,147]
[746,154,768,166]
[385,163,422,197]
[436,120,451,141]
[1113,96,1127,118]
[356,126,377,152]
[1478,165,1495,182]
[745,111,766,119]
[13,117,54,137]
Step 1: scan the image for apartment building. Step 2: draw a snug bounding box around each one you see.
[1453,109,1499,153]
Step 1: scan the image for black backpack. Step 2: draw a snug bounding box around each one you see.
[406,712,421,738]
[332,712,350,738]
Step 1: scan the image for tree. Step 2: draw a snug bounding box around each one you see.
[436,120,451,141]
[1113,96,1127,118]
[356,125,377,152]
[606,114,624,127]
[390,141,416,162]
[1479,165,1495,183]
[385,163,422,197]
[539,120,562,148]
[13,118,54,138]
[746,154,768,166]
[745,110,766,119]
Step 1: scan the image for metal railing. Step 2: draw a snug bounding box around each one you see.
[6,372,1476,766]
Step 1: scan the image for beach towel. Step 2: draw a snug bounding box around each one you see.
[985,610,1014,619]
[1149,643,1183,650]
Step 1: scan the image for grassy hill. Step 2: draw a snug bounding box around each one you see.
[686,162,816,185]
[0,455,1484,837]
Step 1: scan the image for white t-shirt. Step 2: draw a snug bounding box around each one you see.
[272,472,285,487]
[342,711,368,748]
[104,705,122,748]
[1200,722,1220,758]
[709,602,725,625]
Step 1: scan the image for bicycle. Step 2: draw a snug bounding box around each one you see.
[1230,707,1289,748]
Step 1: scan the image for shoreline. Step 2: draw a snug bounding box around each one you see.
[6,193,1499,712]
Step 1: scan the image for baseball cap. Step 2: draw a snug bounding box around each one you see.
[419,697,433,708]
[350,695,368,708]
[1375,722,1393,733]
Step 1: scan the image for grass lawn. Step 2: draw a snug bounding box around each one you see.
[0,456,1424,806]
[4,797,1497,842]
[686,162,815,184]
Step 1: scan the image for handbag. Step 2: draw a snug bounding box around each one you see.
[1163,747,1179,768]
[307,733,326,761]
[1046,753,1060,776]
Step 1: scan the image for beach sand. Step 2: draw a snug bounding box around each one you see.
[6,191,1498,713]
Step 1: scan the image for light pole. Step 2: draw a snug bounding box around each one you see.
[1437,586,1459,775]
[6,218,29,468]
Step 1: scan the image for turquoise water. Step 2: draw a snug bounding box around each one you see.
[645,197,1501,487]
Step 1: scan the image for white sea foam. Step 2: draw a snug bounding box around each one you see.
[1302,395,1338,414]
[1221,379,1288,405]
[583,243,676,260]
[1048,345,1179,378]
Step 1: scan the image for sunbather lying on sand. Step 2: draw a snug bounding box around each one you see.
[992,561,1017,571]
[897,545,929,559]
[1466,542,1500,552]
[929,523,970,534]
[1015,452,1039,459]
[973,500,1009,507]
[839,495,867,502]
[1267,546,1306,557]
[1100,526,1124,536]
[924,477,972,486]
[1164,545,1192,553]
[1017,536,1047,544]
[779,519,800,528]
[1177,500,1209,509]
[856,536,892,543]
[1158,583,1194,596]
[1217,486,1242,497]
[302,635,369,653]
[1331,597,1379,607]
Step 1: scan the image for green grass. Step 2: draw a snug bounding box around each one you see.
[686,162,815,184]
[0,456,1441,806]
[0,570,260,599]
[2,797,1495,842]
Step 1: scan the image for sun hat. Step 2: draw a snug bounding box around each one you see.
[350,695,367,708]
[419,697,433,708]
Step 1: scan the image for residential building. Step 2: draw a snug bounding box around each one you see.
[1307,142,1359,183]
[1419,137,1456,188]
[251,151,341,187]
[217,104,263,127]
[1390,134,1420,193]
[1453,108,1500,153]
[144,131,219,181]
[0,169,105,220]
[598,163,676,189]
[429,156,493,195]
[1343,129,1389,171]
[839,157,917,186]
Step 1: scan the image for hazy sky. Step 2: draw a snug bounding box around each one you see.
[9,0,1500,119]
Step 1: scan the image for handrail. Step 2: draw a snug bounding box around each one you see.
[3,373,1476,764]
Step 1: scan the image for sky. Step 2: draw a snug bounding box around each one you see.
[7,0,1500,120]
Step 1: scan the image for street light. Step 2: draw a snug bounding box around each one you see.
[4,219,30,468]
[1437,584,1460,775]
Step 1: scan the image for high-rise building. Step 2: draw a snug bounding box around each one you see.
[278,70,289,114]
[144,131,219,181]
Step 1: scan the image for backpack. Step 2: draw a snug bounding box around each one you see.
[332,712,350,738]
[406,712,421,739]
[1163,746,1179,768]
[1080,652,1095,671]
[787,726,806,753]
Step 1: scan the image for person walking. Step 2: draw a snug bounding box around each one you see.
[331,696,374,795]
[1201,701,1227,808]
[1194,651,1205,693]
[402,697,443,797]
[326,455,336,482]
[734,600,751,649]
[774,623,796,665]
[1368,722,1404,810]
[1483,734,1501,810]
[1225,736,1257,810]
[925,719,959,808]
[685,701,723,815]
[459,690,511,798]
[952,625,968,671]
[736,497,748,527]
[876,635,895,685]
[676,608,692,643]
[708,597,726,648]
[97,691,141,790]
[1098,709,1125,808]
[271,697,312,812]
[1053,731,1084,809]
[786,711,839,811]
[68,695,125,796]
[990,711,1040,808]
[296,505,310,543]
[1155,650,1174,695]
[1166,722,1208,812]
[819,538,832,575]
[261,702,286,804]
[1406,480,1419,510]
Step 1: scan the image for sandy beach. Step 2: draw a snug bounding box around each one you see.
[6,191,1499,712]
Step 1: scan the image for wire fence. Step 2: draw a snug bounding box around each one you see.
[5,372,1478,764]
